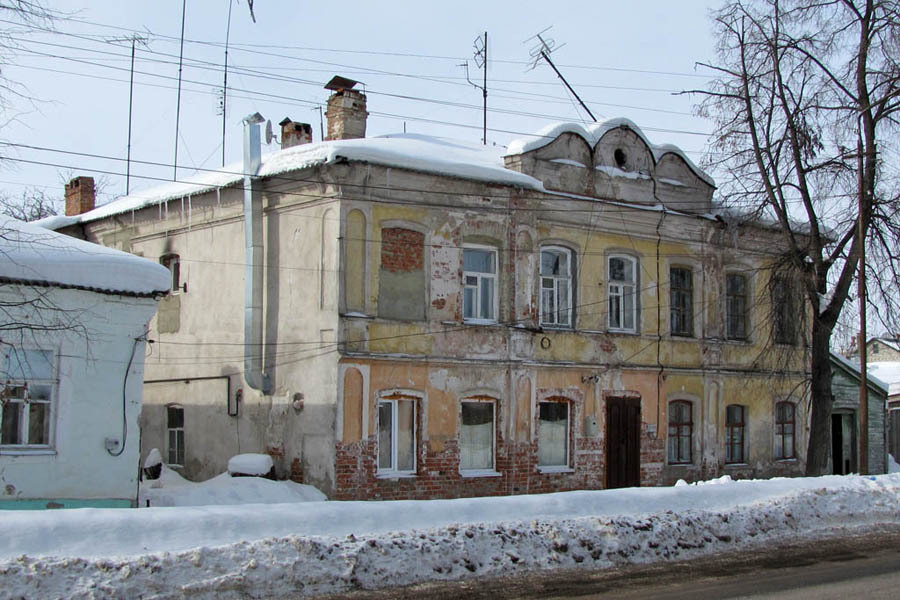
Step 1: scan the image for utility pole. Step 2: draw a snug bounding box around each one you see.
[857,127,869,475]
[108,34,149,195]
[526,27,596,123]
[173,0,187,181]
[221,0,234,167]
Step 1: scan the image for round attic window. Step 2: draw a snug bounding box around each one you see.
[614,148,628,169]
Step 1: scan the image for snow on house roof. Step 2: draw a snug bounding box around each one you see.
[505,118,716,188]
[867,361,900,396]
[871,337,900,353]
[36,124,715,232]
[0,216,171,296]
[830,351,892,396]
[36,134,545,230]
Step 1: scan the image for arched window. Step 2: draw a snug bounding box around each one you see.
[540,246,574,328]
[775,401,796,459]
[725,404,747,464]
[459,397,496,473]
[667,400,692,464]
[538,398,570,468]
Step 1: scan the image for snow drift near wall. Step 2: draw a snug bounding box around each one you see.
[1,474,898,598]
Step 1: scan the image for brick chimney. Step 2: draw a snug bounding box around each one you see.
[324,76,368,141]
[65,176,95,216]
[279,118,313,149]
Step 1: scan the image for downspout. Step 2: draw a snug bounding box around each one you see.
[242,112,272,394]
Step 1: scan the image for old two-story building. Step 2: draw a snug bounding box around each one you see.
[39,81,810,499]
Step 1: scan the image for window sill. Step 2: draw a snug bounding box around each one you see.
[537,465,574,474]
[774,458,798,463]
[667,462,694,468]
[724,462,749,468]
[607,329,638,335]
[376,471,417,480]
[462,319,499,326]
[460,469,502,478]
[0,448,57,456]
[341,312,372,319]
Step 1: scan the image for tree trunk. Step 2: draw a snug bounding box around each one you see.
[805,317,834,476]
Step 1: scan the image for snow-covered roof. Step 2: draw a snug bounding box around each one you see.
[871,337,900,353]
[830,351,891,396]
[36,124,717,232]
[0,216,171,296]
[867,361,900,396]
[505,118,716,188]
[37,134,545,230]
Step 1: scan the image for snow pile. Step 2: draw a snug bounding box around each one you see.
[1,473,899,598]
[139,464,325,507]
[0,215,171,295]
[227,453,274,476]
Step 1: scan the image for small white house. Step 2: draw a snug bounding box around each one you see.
[0,216,170,509]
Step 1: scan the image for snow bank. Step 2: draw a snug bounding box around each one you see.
[0,216,171,295]
[138,465,325,508]
[1,474,899,598]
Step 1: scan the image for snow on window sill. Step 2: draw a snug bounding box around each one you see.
[376,471,417,480]
[667,462,694,468]
[460,469,501,478]
[341,312,372,319]
[724,462,749,468]
[0,448,56,456]
[537,465,574,474]
[607,328,638,335]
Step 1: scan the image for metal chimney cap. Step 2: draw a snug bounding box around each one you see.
[243,112,265,125]
[324,75,361,91]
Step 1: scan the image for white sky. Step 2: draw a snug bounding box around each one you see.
[0,0,720,204]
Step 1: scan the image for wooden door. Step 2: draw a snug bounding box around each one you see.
[606,397,641,489]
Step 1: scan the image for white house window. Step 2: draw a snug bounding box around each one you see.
[463,246,497,322]
[167,405,185,467]
[0,348,55,449]
[538,400,569,467]
[378,395,416,474]
[608,255,637,332]
[540,246,573,328]
[460,400,494,472]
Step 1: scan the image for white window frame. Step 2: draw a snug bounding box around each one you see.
[540,245,574,328]
[462,245,498,324]
[377,396,417,476]
[0,348,56,451]
[538,400,571,470]
[608,254,638,333]
[167,404,185,468]
[459,399,497,476]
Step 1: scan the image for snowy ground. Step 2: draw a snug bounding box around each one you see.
[2,472,900,599]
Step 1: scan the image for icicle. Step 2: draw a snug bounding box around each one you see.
[180,197,185,225]
[158,201,162,221]
[216,187,221,207]
[187,195,192,232]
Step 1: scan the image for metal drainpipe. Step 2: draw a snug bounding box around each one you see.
[242,112,272,394]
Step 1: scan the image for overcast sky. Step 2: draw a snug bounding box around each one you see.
[0,1,721,205]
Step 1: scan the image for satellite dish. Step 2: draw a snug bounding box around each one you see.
[265,119,276,145]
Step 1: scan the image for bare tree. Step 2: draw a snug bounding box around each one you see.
[0,187,58,221]
[692,0,900,475]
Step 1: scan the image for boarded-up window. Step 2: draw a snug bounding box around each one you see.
[378,227,425,320]
[345,210,366,312]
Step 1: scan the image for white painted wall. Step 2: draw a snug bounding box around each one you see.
[0,285,159,506]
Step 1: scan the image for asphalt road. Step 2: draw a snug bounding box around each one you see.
[321,526,900,599]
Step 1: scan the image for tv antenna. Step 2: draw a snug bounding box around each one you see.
[525,27,596,122]
[460,32,488,145]
[107,34,149,195]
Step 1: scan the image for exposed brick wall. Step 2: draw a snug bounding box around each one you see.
[381,228,424,273]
